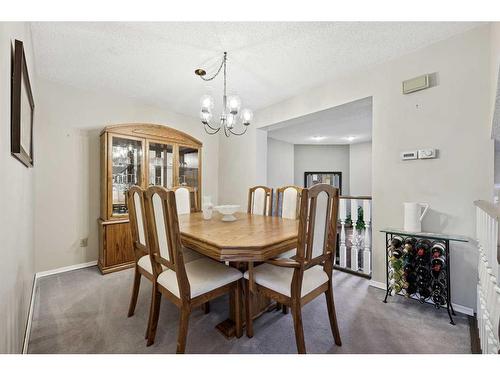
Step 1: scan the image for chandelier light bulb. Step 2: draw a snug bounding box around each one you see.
[226,114,235,129]
[241,108,253,125]
[200,94,214,110]
[200,110,212,124]
[227,95,241,114]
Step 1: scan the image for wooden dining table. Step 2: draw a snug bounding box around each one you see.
[178,211,299,338]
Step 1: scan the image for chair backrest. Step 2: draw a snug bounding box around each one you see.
[127,186,148,258]
[144,186,191,298]
[275,185,303,220]
[172,186,198,214]
[296,183,340,265]
[247,186,273,216]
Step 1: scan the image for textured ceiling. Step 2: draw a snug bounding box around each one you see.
[266,97,372,145]
[30,22,482,119]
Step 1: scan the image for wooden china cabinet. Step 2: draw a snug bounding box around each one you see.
[98,123,202,274]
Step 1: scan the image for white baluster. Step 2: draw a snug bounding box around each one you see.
[350,199,359,271]
[339,198,347,267]
[475,203,500,353]
[363,199,371,275]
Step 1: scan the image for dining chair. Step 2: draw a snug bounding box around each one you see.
[244,183,342,354]
[247,185,273,216]
[144,186,243,353]
[273,185,303,313]
[127,186,153,330]
[171,185,205,281]
[172,185,198,214]
[275,185,303,257]
[126,186,207,340]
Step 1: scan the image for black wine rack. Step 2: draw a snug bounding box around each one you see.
[382,231,456,325]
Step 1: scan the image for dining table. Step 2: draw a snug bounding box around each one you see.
[178,211,299,338]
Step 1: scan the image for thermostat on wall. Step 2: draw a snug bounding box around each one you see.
[401,151,418,160]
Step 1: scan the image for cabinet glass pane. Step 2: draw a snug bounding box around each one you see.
[111,137,143,215]
[148,142,173,188]
[178,146,199,189]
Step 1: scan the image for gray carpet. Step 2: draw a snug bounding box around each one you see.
[28,266,471,354]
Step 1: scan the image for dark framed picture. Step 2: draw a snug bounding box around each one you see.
[11,39,34,167]
[304,171,342,194]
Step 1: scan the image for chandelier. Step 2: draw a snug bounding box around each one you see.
[195,52,253,136]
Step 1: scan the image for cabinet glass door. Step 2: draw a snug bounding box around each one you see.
[111,136,143,216]
[148,142,173,188]
[178,146,199,189]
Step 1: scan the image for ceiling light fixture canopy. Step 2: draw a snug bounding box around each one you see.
[195,52,253,137]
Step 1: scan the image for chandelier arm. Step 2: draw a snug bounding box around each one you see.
[223,123,231,137]
[204,120,221,132]
[203,123,221,135]
[228,125,248,136]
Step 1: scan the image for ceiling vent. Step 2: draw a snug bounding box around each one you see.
[402,74,430,94]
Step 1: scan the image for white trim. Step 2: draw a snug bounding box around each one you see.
[21,260,98,354]
[369,280,386,290]
[369,279,474,316]
[35,260,97,279]
[22,275,37,354]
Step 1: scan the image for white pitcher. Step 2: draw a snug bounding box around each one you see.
[403,202,429,233]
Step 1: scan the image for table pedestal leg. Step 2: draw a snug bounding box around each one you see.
[215,262,275,339]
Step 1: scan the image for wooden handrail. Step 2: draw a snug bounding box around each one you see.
[339,195,372,200]
[474,200,500,219]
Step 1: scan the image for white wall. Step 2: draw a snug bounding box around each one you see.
[293,145,350,194]
[220,25,493,310]
[267,138,294,188]
[490,24,500,198]
[0,23,36,353]
[349,142,372,196]
[34,78,219,272]
[218,126,268,208]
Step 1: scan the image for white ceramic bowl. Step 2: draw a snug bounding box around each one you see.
[214,205,240,221]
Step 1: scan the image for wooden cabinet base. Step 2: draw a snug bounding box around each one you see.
[98,260,135,275]
[98,219,135,274]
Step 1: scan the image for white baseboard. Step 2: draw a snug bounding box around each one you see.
[22,260,98,354]
[369,280,474,316]
[35,260,97,279]
[369,280,386,290]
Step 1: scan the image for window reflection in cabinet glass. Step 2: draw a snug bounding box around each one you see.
[148,142,173,188]
[178,146,199,189]
[112,137,143,215]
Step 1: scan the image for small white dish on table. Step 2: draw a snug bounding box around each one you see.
[214,205,240,222]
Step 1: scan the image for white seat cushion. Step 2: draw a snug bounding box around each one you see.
[137,255,162,274]
[182,247,203,263]
[277,249,297,259]
[243,263,328,297]
[137,248,203,275]
[157,258,242,298]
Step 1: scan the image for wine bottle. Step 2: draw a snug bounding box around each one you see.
[431,256,445,277]
[431,242,445,258]
[403,237,417,254]
[415,239,431,258]
[417,285,431,301]
[388,236,403,249]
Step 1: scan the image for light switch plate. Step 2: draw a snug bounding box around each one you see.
[418,149,437,159]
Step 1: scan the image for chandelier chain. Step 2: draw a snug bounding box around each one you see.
[198,53,226,82]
